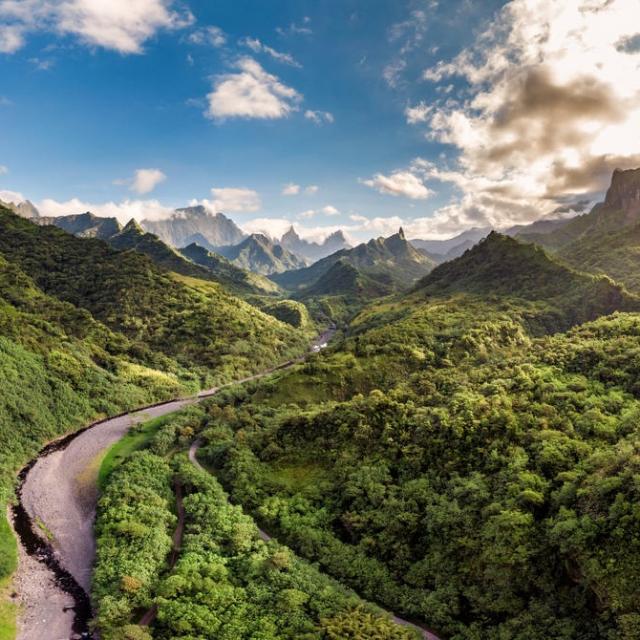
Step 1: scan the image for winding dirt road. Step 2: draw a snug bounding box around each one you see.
[12,330,335,640]
[12,326,441,640]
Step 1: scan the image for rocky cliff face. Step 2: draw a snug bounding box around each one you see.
[0,198,40,218]
[142,206,246,248]
[280,226,350,262]
[602,168,640,221]
[33,212,121,239]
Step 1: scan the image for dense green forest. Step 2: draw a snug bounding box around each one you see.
[93,408,420,639]
[174,237,640,640]
[0,206,309,628]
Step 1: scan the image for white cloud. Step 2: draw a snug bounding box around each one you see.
[37,197,173,222]
[362,169,433,200]
[0,189,24,203]
[413,0,640,234]
[0,25,24,52]
[276,18,312,37]
[297,205,340,220]
[383,8,431,87]
[0,0,194,54]
[29,56,54,70]
[188,26,226,48]
[304,109,334,125]
[131,168,166,194]
[282,183,300,195]
[193,187,261,213]
[239,37,301,67]
[405,102,432,124]
[206,57,302,120]
[283,183,319,196]
[0,165,7,175]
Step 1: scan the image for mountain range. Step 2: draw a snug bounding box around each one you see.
[141,205,246,248]
[272,227,436,295]
[280,226,351,262]
[215,233,307,275]
[0,197,40,219]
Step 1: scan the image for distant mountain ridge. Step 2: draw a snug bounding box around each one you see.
[216,233,307,275]
[0,198,40,219]
[34,211,121,240]
[272,228,436,294]
[280,226,351,262]
[141,205,246,248]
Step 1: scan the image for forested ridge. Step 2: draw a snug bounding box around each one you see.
[179,236,640,639]
[0,206,308,623]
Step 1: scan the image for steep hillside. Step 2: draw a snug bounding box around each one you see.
[179,242,281,296]
[0,207,307,384]
[273,229,435,293]
[520,168,640,250]
[107,219,216,280]
[141,206,245,248]
[34,212,121,240]
[413,232,639,332]
[559,222,640,294]
[216,233,307,275]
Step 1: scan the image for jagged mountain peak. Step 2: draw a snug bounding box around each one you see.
[121,218,145,234]
[604,167,640,212]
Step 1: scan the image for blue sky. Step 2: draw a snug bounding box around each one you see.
[1,0,639,242]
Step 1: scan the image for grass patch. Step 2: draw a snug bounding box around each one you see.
[0,512,16,582]
[35,517,54,543]
[0,576,16,640]
[98,414,176,490]
[0,511,17,640]
[264,461,331,495]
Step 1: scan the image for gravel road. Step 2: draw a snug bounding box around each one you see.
[14,398,194,640]
[12,327,340,640]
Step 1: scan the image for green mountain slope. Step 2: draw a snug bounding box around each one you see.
[107,219,217,280]
[558,222,640,294]
[413,232,638,332]
[179,242,281,296]
[217,233,307,275]
[272,228,436,294]
[0,207,307,383]
[520,168,640,250]
[187,235,640,639]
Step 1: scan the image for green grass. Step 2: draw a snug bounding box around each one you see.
[264,461,330,493]
[0,515,16,640]
[0,576,16,640]
[98,414,176,490]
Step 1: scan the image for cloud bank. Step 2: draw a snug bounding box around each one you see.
[405,0,640,235]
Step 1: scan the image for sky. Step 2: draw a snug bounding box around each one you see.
[1,0,640,242]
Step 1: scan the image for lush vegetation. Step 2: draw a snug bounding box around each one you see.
[0,208,308,386]
[92,408,419,639]
[272,230,435,296]
[0,206,309,633]
[176,237,640,640]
